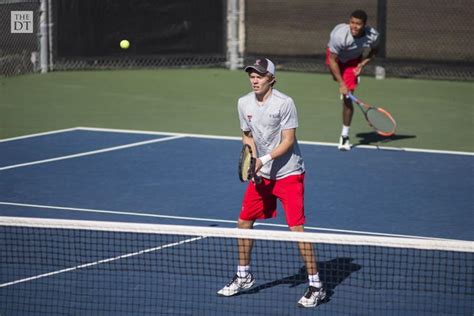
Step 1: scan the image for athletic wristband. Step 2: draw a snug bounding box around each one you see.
[258,154,273,165]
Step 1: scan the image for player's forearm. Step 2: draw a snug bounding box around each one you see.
[264,130,295,162]
[359,58,372,68]
[360,48,378,67]
[270,139,294,160]
[328,60,344,84]
[242,131,258,158]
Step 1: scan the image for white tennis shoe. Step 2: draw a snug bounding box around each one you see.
[338,136,351,151]
[217,273,255,296]
[297,286,326,308]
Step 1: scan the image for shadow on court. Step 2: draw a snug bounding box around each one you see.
[354,132,416,146]
[241,257,361,304]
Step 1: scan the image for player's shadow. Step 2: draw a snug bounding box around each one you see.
[242,257,361,304]
[353,132,416,147]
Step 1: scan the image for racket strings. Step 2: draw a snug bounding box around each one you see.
[367,108,396,135]
[239,147,252,181]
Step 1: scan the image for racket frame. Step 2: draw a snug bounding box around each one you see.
[238,144,262,184]
[346,93,397,137]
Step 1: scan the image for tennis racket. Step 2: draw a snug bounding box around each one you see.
[347,93,397,137]
[238,144,262,184]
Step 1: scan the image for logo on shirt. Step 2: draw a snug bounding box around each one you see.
[247,114,253,122]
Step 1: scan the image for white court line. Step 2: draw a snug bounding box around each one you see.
[0,202,236,225]
[0,135,185,171]
[0,201,458,241]
[0,127,80,143]
[77,126,474,156]
[2,126,472,156]
[77,126,244,141]
[0,235,204,288]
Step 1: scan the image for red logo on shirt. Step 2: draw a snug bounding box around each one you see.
[247,114,253,122]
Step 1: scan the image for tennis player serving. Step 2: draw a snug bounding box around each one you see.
[217,57,326,308]
[326,9,380,150]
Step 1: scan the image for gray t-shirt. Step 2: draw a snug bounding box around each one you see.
[238,88,305,180]
[328,23,380,63]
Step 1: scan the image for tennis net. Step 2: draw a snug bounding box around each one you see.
[1,216,473,315]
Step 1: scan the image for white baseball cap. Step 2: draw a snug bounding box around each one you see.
[244,57,275,76]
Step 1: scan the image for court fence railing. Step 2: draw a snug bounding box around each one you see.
[1,0,473,81]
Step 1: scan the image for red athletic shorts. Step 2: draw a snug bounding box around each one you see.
[326,48,362,90]
[239,173,305,227]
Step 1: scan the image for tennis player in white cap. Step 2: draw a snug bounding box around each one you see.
[217,57,326,308]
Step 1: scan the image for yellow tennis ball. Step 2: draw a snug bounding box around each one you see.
[120,40,130,49]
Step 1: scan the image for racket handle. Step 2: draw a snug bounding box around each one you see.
[249,157,262,184]
[346,92,356,102]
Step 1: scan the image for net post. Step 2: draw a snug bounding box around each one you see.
[47,0,53,71]
[237,0,245,65]
[39,0,48,73]
[226,0,243,70]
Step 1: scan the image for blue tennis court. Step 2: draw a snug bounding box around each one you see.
[1,127,472,239]
[1,127,473,315]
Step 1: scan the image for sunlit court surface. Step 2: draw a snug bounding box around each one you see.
[0,127,472,315]
[1,0,474,315]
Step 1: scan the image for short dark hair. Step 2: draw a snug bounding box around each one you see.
[351,9,368,24]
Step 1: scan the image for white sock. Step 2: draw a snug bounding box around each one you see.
[237,265,250,278]
[308,273,322,288]
[341,125,350,137]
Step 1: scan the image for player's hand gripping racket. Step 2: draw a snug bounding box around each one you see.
[238,144,262,184]
[346,93,397,137]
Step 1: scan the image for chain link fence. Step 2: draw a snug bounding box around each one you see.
[0,0,40,76]
[244,0,474,80]
[1,0,473,80]
[50,0,227,71]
